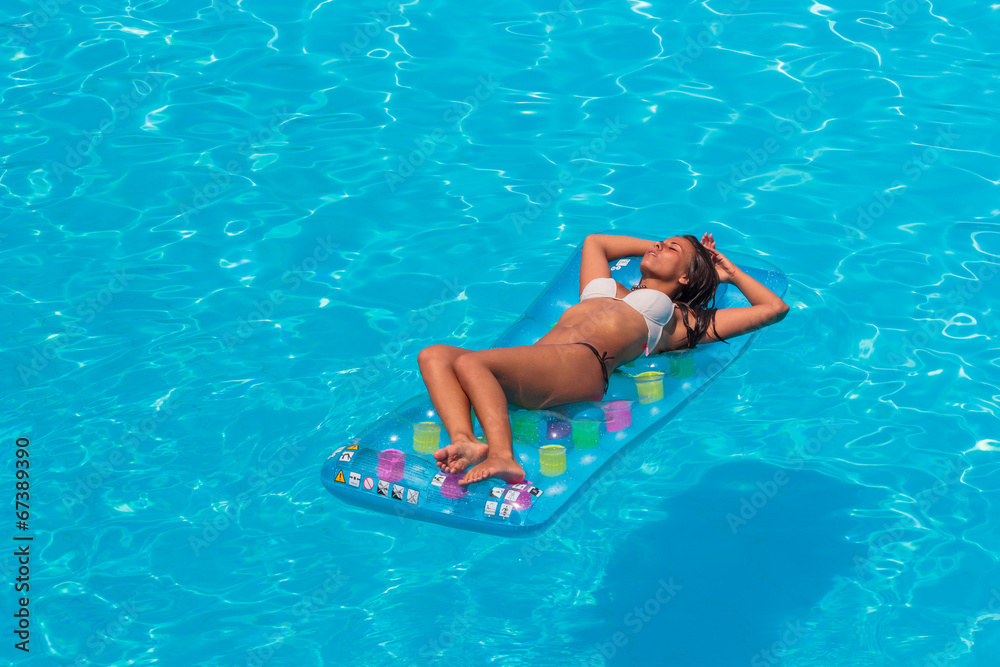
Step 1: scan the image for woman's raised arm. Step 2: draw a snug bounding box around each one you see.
[580,234,655,297]
[693,267,789,345]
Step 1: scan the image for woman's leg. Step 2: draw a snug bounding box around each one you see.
[417,345,488,469]
[444,343,605,486]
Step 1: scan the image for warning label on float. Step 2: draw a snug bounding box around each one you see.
[339,451,354,463]
[348,472,361,487]
[431,473,446,487]
[334,470,346,484]
[489,487,503,499]
[407,489,420,504]
[377,480,389,496]
[499,503,513,518]
[484,501,498,516]
[391,484,404,500]
[363,477,375,491]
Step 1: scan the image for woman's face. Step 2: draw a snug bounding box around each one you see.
[640,236,695,283]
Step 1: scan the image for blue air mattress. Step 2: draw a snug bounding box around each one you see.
[321,233,788,535]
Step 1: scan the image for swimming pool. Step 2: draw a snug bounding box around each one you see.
[3,0,999,665]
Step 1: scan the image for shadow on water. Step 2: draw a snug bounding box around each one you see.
[578,460,878,667]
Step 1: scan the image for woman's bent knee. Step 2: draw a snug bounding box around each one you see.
[418,344,470,370]
[451,351,481,378]
[417,345,437,368]
[418,344,450,368]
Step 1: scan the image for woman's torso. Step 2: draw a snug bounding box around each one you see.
[535,280,689,366]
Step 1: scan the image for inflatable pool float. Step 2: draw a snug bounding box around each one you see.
[322,232,788,535]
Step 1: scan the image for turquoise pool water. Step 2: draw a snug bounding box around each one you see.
[3,0,999,665]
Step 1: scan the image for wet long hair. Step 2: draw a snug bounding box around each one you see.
[669,234,729,349]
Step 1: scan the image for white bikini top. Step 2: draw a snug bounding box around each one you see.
[580,277,675,356]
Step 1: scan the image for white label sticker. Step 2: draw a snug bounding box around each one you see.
[348,472,361,487]
[489,487,504,499]
[512,483,528,490]
[484,501,498,516]
[407,489,419,504]
[611,259,630,271]
[339,451,354,463]
[391,484,405,500]
[431,473,446,487]
[377,480,389,496]
[504,490,519,502]
[528,486,543,497]
[499,503,513,518]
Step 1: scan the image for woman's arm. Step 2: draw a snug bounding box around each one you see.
[694,267,789,345]
[728,266,787,309]
[586,234,655,261]
[579,234,655,297]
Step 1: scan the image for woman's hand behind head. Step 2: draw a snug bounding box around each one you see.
[700,233,738,284]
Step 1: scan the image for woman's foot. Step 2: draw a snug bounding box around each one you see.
[433,437,489,474]
[459,455,525,487]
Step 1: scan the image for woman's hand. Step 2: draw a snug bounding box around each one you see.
[700,233,740,284]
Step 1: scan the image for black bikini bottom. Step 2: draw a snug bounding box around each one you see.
[574,342,614,396]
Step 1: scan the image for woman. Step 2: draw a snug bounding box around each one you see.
[417,233,789,486]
